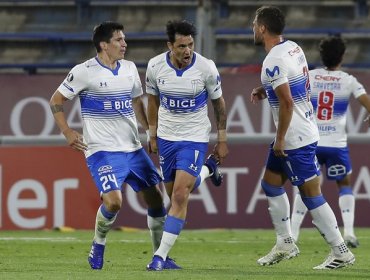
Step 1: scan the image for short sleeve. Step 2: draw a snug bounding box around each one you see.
[145,59,159,96]
[57,64,88,100]
[350,75,366,99]
[131,62,143,98]
[205,60,222,100]
[263,56,289,89]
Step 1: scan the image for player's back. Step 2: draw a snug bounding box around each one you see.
[309,68,366,147]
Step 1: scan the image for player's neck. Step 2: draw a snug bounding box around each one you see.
[97,53,117,70]
[265,35,284,53]
[170,57,184,69]
[169,52,191,69]
[325,66,339,71]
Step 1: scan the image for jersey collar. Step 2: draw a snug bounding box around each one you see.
[95,56,121,76]
[166,51,196,77]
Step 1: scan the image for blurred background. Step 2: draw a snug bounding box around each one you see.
[0,0,370,73]
[0,0,369,231]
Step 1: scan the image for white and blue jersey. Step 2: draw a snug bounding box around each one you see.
[58,57,162,193]
[57,57,143,157]
[261,40,319,150]
[146,51,223,143]
[308,68,365,180]
[309,68,366,148]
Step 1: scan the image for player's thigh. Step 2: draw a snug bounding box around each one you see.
[175,142,207,178]
[264,145,288,186]
[86,151,128,194]
[171,170,197,203]
[157,138,178,183]
[157,138,207,182]
[283,144,320,186]
[125,148,162,192]
[263,168,287,186]
[298,175,321,197]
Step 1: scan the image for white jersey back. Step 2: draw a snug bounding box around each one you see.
[57,57,143,157]
[309,68,366,147]
[261,40,319,150]
[146,51,222,142]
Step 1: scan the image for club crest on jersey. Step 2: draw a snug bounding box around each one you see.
[99,82,108,87]
[266,66,280,78]
[191,79,204,95]
[158,78,165,85]
[67,72,74,82]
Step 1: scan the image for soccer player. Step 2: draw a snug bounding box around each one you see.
[291,36,370,247]
[145,20,229,271]
[49,21,168,270]
[250,6,355,269]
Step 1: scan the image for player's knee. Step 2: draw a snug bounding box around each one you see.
[301,194,326,210]
[105,198,122,213]
[171,187,190,206]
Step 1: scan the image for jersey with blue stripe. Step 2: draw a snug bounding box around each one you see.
[145,51,223,142]
[261,40,319,150]
[57,57,143,157]
[309,68,366,148]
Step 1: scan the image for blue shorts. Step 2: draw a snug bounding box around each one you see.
[316,146,352,181]
[157,137,208,183]
[265,142,321,186]
[86,148,162,194]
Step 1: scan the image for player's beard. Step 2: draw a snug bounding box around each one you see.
[254,33,264,46]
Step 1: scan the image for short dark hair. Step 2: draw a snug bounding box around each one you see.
[255,6,285,35]
[92,21,124,52]
[319,36,346,68]
[166,20,197,43]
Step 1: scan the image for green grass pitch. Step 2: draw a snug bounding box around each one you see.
[0,228,369,280]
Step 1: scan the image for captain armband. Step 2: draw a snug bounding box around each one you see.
[217,129,227,142]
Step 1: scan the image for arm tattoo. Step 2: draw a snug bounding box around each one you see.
[50,104,64,114]
[212,98,227,130]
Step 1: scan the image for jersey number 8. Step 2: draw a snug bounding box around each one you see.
[317,91,334,120]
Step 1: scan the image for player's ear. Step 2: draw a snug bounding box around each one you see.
[167,41,173,51]
[100,41,107,51]
[260,24,266,34]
